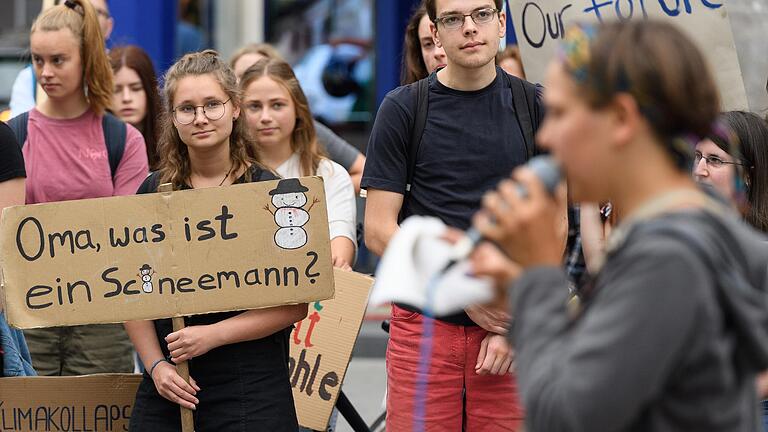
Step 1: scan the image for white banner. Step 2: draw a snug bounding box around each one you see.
[509,0,749,110]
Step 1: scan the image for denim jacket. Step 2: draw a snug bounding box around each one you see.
[0,312,35,376]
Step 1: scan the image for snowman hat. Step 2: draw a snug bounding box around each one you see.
[269,178,309,196]
[140,264,152,271]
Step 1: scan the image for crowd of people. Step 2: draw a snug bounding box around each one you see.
[2,0,768,431]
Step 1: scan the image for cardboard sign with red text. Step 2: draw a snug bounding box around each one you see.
[291,269,373,430]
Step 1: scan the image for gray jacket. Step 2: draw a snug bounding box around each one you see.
[511,208,768,432]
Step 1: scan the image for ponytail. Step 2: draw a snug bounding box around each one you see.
[32,0,113,115]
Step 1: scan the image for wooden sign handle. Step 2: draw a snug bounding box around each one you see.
[158,183,194,432]
[173,317,195,432]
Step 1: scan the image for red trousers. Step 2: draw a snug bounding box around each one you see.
[386,304,524,431]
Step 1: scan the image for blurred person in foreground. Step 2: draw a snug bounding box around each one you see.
[472,21,768,432]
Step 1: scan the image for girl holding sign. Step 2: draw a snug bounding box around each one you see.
[126,50,306,431]
[240,58,357,270]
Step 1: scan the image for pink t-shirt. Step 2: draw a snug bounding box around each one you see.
[22,108,149,204]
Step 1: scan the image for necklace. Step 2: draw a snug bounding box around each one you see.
[190,164,234,189]
[218,164,234,186]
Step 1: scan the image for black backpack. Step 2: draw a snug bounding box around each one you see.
[398,72,541,222]
[7,111,127,182]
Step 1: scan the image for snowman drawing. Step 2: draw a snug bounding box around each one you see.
[138,264,155,293]
[264,179,319,250]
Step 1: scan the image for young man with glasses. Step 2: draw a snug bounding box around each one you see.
[10,0,114,118]
[362,0,543,429]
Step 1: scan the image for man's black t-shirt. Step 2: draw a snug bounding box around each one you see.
[362,67,544,325]
[0,121,25,182]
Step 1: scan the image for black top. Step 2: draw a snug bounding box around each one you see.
[136,164,278,194]
[362,68,544,325]
[0,121,25,182]
[136,164,280,358]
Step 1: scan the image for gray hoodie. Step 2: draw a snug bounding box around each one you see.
[510,208,768,432]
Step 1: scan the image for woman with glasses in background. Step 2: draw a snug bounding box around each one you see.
[692,110,768,431]
[693,111,768,231]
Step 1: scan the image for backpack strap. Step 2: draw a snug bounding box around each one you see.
[643,218,768,370]
[7,111,30,149]
[6,111,127,182]
[504,72,539,160]
[399,76,430,223]
[102,112,127,182]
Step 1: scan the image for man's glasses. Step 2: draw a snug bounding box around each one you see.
[173,99,231,125]
[434,8,499,30]
[694,151,749,169]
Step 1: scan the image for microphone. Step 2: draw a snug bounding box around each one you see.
[449,155,562,264]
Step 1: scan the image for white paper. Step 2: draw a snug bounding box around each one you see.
[369,216,493,315]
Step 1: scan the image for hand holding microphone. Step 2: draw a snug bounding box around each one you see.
[470,156,567,269]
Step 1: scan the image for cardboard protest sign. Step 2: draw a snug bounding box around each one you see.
[508,0,749,110]
[0,374,141,432]
[0,177,334,328]
[291,269,373,430]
